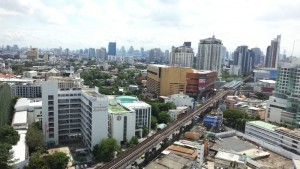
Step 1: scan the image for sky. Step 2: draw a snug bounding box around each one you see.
[0,0,300,56]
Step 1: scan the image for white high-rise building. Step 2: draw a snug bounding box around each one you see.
[169,42,194,68]
[42,76,109,151]
[196,35,223,74]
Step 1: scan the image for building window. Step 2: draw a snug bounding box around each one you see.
[48,95,54,100]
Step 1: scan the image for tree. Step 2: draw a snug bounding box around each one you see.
[129,136,139,147]
[0,143,15,169]
[0,125,20,145]
[92,138,119,162]
[142,127,149,137]
[25,151,69,169]
[45,152,69,169]
[158,111,171,124]
[223,108,250,132]
[151,116,158,129]
[25,152,49,169]
[26,123,44,153]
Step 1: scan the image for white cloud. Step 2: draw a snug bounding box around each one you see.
[0,0,300,56]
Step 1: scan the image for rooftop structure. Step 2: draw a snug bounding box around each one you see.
[214,150,247,169]
[115,95,139,103]
[12,111,28,130]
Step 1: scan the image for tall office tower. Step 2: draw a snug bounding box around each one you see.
[266,65,300,128]
[265,35,281,68]
[27,48,39,60]
[99,47,106,60]
[164,50,170,63]
[42,77,109,150]
[233,46,253,75]
[148,48,162,63]
[120,46,126,56]
[196,35,223,73]
[96,49,101,61]
[169,42,194,68]
[128,46,134,55]
[108,42,116,56]
[140,47,145,57]
[251,47,263,66]
[88,48,96,59]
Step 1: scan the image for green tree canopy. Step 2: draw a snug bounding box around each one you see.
[0,125,20,146]
[26,123,44,153]
[0,143,15,169]
[25,151,69,169]
[151,116,158,129]
[129,136,139,147]
[92,138,120,162]
[45,152,69,169]
[223,108,252,132]
[158,111,171,124]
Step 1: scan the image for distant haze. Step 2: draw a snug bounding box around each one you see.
[0,0,300,56]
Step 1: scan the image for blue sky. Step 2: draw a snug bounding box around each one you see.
[0,0,300,56]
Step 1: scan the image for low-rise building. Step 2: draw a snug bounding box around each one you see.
[160,93,194,108]
[214,150,247,169]
[12,130,28,169]
[245,121,300,155]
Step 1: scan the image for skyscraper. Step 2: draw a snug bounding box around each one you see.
[108,42,116,56]
[265,35,281,68]
[169,42,194,68]
[233,46,253,75]
[148,48,162,63]
[196,35,223,73]
[88,48,96,59]
[251,47,263,66]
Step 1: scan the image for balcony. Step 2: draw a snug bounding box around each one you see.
[70,114,81,119]
[70,119,81,124]
[59,125,69,130]
[70,124,81,129]
[70,105,81,109]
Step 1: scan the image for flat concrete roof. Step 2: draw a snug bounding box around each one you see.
[212,136,255,152]
[247,121,278,131]
[259,79,276,84]
[215,151,244,163]
[121,101,151,108]
[12,111,27,124]
[14,98,31,109]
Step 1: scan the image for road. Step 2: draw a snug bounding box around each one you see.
[96,89,229,169]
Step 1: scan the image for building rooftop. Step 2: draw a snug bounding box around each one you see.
[259,79,276,84]
[247,121,278,131]
[12,130,27,164]
[108,104,130,113]
[121,101,151,108]
[12,111,27,125]
[215,150,245,164]
[293,159,300,169]
[14,98,31,109]
[149,64,170,68]
[275,127,300,138]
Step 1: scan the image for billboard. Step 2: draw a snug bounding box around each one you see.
[198,79,206,90]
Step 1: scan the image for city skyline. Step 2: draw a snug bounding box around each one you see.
[0,0,300,56]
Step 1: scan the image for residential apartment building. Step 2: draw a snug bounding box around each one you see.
[266,65,300,127]
[11,83,42,98]
[245,121,300,155]
[265,35,281,68]
[42,77,109,151]
[27,48,39,60]
[169,42,194,68]
[196,35,223,74]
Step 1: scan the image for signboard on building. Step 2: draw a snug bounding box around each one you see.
[198,79,206,90]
